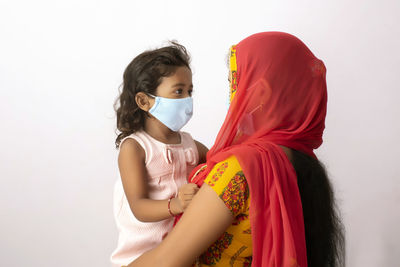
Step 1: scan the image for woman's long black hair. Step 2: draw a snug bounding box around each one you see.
[291,150,345,267]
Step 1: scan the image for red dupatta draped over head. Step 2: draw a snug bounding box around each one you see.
[191,32,327,267]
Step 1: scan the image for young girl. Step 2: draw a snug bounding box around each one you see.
[111,43,208,267]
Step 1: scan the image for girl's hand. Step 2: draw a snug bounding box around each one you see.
[172,183,199,214]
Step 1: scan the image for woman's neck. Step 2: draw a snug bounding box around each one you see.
[143,116,181,144]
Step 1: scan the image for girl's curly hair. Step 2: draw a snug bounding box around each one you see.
[114,42,191,148]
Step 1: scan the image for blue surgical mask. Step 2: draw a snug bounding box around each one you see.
[148,94,193,132]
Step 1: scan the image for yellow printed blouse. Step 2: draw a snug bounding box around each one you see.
[199,155,252,266]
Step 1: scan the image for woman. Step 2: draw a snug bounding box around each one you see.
[128,32,345,267]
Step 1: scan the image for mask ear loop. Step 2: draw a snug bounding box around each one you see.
[145,93,157,117]
[146,93,157,98]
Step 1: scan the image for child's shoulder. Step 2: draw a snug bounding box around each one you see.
[119,131,154,166]
[118,136,147,164]
[119,132,146,153]
[119,137,142,152]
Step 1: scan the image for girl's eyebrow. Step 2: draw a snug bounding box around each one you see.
[172,83,193,88]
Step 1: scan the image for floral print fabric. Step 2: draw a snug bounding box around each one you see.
[199,156,252,267]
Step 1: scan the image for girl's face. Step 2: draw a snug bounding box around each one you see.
[135,66,193,113]
[155,66,193,99]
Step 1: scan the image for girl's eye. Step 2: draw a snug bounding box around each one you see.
[175,89,183,95]
[188,89,193,96]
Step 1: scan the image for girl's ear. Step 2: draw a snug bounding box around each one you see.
[135,92,154,112]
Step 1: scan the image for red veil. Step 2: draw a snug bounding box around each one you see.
[191,32,327,267]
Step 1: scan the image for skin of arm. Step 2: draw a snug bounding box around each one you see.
[119,138,198,222]
[127,183,234,267]
[194,140,209,164]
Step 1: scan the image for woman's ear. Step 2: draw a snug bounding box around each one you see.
[135,92,154,112]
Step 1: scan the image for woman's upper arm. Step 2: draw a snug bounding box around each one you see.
[118,138,148,208]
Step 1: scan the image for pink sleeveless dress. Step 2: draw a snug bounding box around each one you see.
[111,131,199,266]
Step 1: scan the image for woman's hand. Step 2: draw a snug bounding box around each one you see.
[172,183,199,214]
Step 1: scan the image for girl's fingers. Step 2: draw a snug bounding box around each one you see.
[184,187,199,195]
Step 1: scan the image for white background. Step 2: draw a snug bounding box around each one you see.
[1,0,399,266]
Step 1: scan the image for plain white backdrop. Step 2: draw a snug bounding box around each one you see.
[1,0,399,266]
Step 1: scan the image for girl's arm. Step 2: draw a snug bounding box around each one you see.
[127,183,234,267]
[119,138,197,222]
[194,140,208,164]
